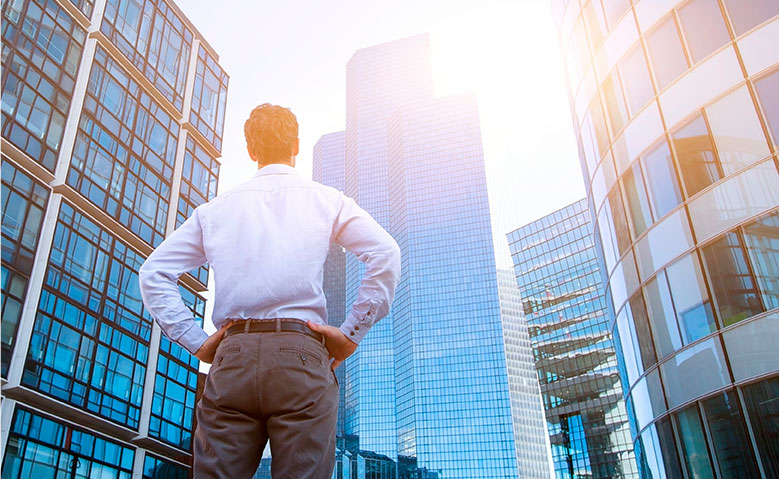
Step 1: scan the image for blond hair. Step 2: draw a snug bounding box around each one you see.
[244,103,298,164]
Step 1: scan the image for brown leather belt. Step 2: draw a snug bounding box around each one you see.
[224,318,324,344]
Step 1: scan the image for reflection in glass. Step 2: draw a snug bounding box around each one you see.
[705,86,771,175]
[603,71,628,134]
[754,67,779,146]
[676,404,715,479]
[741,376,779,477]
[656,417,683,478]
[644,271,683,359]
[619,44,654,116]
[607,186,632,256]
[583,0,607,52]
[603,0,631,27]
[646,16,688,90]
[661,337,729,409]
[701,391,759,479]
[742,210,779,309]
[722,0,779,35]
[666,254,716,344]
[641,142,682,220]
[672,114,722,197]
[677,0,730,63]
[701,232,764,327]
[623,162,652,237]
[629,292,656,370]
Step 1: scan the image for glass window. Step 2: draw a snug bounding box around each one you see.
[588,96,610,159]
[618,43,655,117]
[705,86,771,175]
[723,312,779,381]
[754,67,779,146]
[641,141,682,220]
[143,453,188,479]
[644,271,683,359]
[603,0,632,28]
[702,391,760,479]
[741,376,779,477]
[661,337,729,409]
[666,253,716,344]
[603,71,629,134]
[607,186,632,257]
[677,0,731,63]
[742,210,779,309]
[616,306,641,385]
[583,0,607,52]
[672,113,722,197]
[646,16,689,90]
[189,45,229,152]
[629,291,657,370]
[722,0,779,36]
[701,232,764,327]
[676,404,716,479]
[623,162,653,237]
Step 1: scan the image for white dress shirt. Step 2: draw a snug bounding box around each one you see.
[138,163,400,354]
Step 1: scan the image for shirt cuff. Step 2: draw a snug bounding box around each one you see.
[339,311,370,344]
[176,321,209,355]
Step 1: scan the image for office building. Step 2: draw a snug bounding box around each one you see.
[314,34,551,478]
[552,1,778,477]
[1,0,228,476]
[508,199,637,478]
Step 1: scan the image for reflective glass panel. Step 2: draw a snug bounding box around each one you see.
[603,0,631,27]
[722,0,779,35]
[629,291,656,370]
[641,141,682,219]
[603,70,628,134]
[741,376,779,477]
[754,67,779,146]
[723,312,779,381]
[676,404,715,479]
[607,185,632,256]
[623,162,653,237]
[661,337,730,409]
[701,232,764,327]
[583,0,607,52]
[672,114,722,197]
[189,45,229,152]
[666,253,716,344]
[644,271,683,359]
[742,210,779,309]
[143,453,188,479]
[618,43,654,116]
[646,16,688,90]
[702,391,759,479]
[705,86,770,175]
[677,0,731,63]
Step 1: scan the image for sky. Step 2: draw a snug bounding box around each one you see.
[178,0,586,334]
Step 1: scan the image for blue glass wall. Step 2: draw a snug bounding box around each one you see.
[508,199,637,479]
[1,0,86,172]
[142,453,188,479]
[189,45,228,152]
[1,160,50,377]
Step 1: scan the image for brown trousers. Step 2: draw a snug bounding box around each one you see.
[193,330,338,478]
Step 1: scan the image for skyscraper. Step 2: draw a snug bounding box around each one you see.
[315,34,551,478]
[552,1,778,477]
[508,199,637,478]
[1,0,228,476]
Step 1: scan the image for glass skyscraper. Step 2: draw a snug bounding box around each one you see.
[1,0,228,477]
[314,34,551,478]
[508,199,637,479]
[552,1,778,478]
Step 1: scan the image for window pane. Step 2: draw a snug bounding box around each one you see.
[723,312,779,381]
[754,68,779,146]
[666,253,716,344]
[583,0,607,51]
[629,291,657,370]
[646,16,688,90]
[676,405,716,479]
[705,86,771,175]
[618,43,655,116]
[603,0,632,27]
[662,337,730,409]
[678,0,731,63]
[742,210,779,309]
[656,416,684,478]
[741,376,779,477]
[701,232,764,327]
[607,186,632,256]
[603,71,628,134]
[722,0,779,36]
[702,391,760,479]
[672,114,722,197]
[623,162,653,237]
[645,271,683,359]
[641,141,682,219]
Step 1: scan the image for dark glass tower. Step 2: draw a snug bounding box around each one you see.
[1,0,228,476]
[508,199,637,478]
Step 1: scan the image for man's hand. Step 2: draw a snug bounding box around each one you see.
[307,321,358,370]
[194,320,235,364]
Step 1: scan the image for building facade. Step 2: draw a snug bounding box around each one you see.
[508,199,638,478]
[552,1,778,478]
[314,34,551,478]
[1,0,228,477]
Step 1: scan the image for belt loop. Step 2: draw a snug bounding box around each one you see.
[244,319,252,333]
[275,317,281,333]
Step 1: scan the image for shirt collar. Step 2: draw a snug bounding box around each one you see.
[253,163,298,177]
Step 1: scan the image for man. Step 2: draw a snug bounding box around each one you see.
[138,103,400,478]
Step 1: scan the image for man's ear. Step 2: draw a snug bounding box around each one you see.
[293,138,300,156]
[247,145,258,163]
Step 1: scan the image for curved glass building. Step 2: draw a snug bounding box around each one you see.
[551,1,779,478]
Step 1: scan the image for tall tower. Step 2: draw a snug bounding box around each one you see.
[508,199,638,478]
[552,1,778,477]
[1,0,228,476]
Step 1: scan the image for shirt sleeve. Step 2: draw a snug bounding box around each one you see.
[138,207,209,355]
[333,195,401,344]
